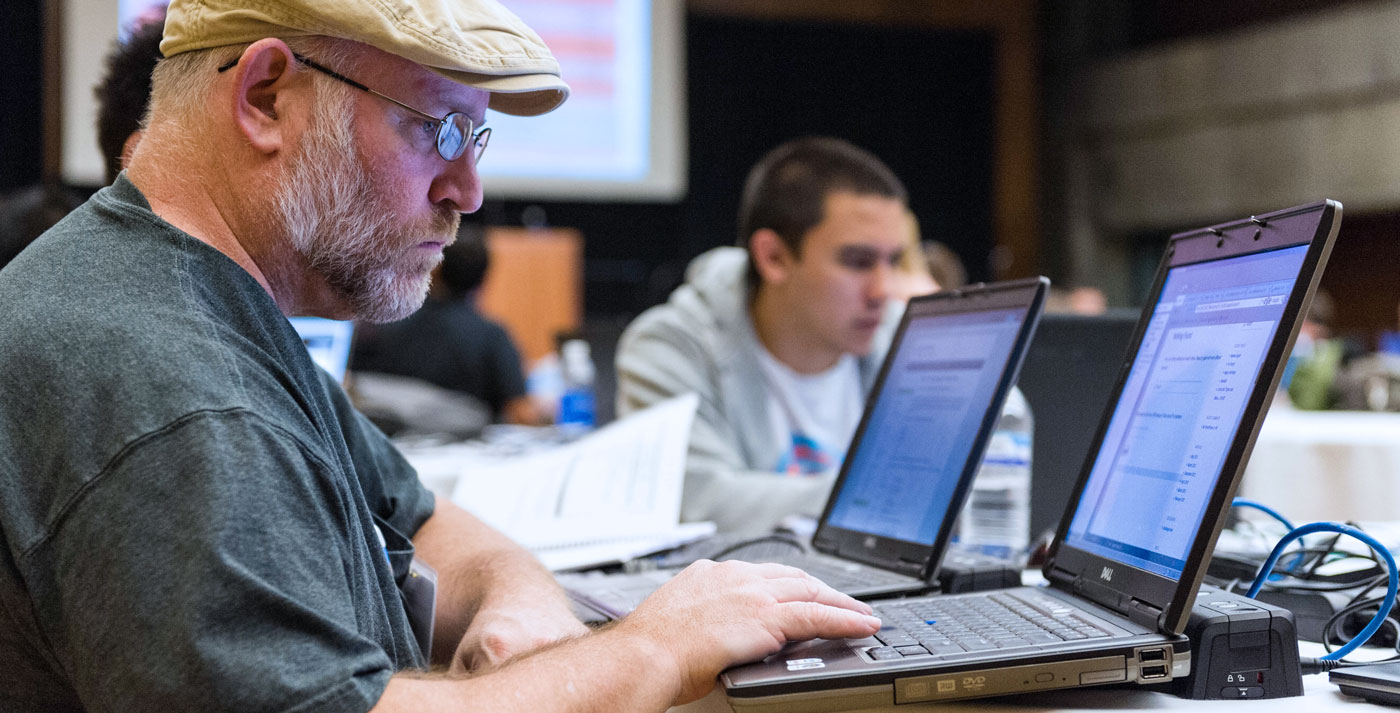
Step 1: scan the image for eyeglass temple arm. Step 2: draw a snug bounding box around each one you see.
[216,52,441,123]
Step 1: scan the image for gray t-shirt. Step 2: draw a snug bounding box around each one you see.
[0,176,434,712]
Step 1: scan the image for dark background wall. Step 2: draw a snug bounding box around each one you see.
[1,0,45,192]
[490,14,995,317]
[1042,0,1399,345]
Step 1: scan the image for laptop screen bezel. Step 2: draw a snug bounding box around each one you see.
[811,277,1048,580]
[1043,200,1341,634]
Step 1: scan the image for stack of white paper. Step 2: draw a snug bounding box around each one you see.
[417,394,710,570]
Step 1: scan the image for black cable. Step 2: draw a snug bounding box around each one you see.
[1322,595,1397,654]
[1346,574,1395,606]
[709,534,807,561]
[1303,531,1346,579]
[1301,656,1400,675]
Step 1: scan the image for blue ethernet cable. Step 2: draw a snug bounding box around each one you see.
[1231,498,1304,572]
[1231,498,1296,531]
[1245,522,1398,662]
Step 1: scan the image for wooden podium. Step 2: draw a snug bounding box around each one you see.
[476,226,583,365]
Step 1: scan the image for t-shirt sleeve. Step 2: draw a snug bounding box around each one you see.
[23,410,400,713]
[318,367,435,539]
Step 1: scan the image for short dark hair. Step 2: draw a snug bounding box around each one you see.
[438,223,491,299]
[95,8,167,183]
[737,137,906,289]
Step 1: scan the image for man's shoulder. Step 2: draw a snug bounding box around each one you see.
[620,248,754,352]
[0,214,331,515]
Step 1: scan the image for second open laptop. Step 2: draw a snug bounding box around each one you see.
[560,277,1049,616]
[722,200,1342,710]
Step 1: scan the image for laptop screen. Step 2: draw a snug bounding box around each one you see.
[825,306,1031,546]
[1064,244,1309,580]
[289,317,356,383]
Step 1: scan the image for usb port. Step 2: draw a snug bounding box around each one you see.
[1141,665,1169,680]
[1139,648,1168,663]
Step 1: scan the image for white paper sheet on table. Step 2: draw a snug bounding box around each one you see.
[446,393,710,569]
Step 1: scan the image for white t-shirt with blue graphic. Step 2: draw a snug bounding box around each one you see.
[755,349,863,475]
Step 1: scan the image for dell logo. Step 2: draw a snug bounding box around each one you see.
[1101,567,1114,581]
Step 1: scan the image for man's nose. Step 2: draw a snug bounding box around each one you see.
[429,155,485,214]
[867,261,893,304]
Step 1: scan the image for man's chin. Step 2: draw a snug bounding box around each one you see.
[349,273,433,323]
[843,326,882,356]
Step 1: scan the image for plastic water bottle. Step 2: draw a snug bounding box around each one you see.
[958,387,1033,561]
[557,339,596,429]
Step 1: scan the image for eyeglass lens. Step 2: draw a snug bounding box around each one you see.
[437,113,490,164]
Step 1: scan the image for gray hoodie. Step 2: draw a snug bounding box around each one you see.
[615,247,901,535]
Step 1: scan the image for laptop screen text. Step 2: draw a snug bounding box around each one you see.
[826,307,1028,545]
[1064,245,1309,579]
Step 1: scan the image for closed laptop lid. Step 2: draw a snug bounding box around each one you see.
[1017,312,1139,540]
[812,277,1048,579]
[1047,200,1342,634]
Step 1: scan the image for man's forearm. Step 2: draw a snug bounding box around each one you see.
[372,624,680,713]
[412,498,575,663]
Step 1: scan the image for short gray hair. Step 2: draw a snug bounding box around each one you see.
[144,36,364,139]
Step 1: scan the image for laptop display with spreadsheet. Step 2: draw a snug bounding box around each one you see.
[722,200,1342,710]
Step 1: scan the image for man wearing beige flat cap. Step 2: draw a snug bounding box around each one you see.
[0,1,880,711]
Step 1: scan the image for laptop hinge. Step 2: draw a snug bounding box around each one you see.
[1126,598,1165,630]
[896,557,925,578]
[1046,565,1076,589]
[1071,576,1131,616]
[1070,576,1165,629]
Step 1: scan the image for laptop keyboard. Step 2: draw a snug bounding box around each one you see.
[867,591,1116,660]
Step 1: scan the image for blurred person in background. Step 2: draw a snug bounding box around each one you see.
[922,239,967,292]
[95,4,167,183]
[354,226,547,425]
[616,137,909,535]
[0,185,85,269]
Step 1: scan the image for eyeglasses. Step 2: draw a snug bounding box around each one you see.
[217,53,491,164]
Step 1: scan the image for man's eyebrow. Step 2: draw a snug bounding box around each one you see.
[837,245,881,257]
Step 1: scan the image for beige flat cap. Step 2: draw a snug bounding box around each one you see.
[161,0,569,116]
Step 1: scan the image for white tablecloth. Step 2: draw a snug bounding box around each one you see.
[1238,408,1400,521]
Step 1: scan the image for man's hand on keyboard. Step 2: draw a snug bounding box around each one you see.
[617,560,882,704]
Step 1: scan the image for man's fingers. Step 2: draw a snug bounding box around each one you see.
[773,601,884,643]
[746,561,816,580]
[757,573,875,615]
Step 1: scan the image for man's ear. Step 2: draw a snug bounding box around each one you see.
[225,38,303,155]
[749,228,796,285]
[119,130,143,171]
